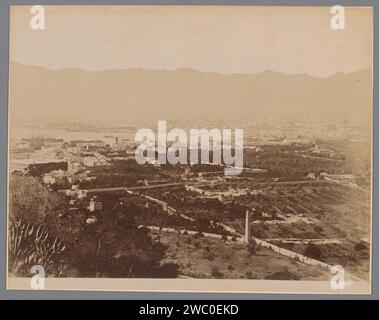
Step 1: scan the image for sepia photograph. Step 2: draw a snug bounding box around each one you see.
[6,5,373,294]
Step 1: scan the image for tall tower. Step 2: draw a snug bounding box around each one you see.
[245,210,251,243]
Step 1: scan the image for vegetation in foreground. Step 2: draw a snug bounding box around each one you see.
[8,174,179,278]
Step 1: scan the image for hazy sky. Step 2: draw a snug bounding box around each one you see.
[10,5,373,77]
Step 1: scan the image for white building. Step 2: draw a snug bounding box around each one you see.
[82,157,96,167]
[88,198,103,212]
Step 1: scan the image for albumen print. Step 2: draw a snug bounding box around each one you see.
[7,5,373,293]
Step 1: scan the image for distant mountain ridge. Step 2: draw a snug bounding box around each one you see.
[9,62,372,124]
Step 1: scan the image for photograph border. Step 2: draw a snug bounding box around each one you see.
[0,0,377,300]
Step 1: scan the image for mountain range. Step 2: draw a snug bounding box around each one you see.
[9,62,372,125]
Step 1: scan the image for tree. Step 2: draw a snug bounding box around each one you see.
[72,219,175,278]
[9,174,176,279]
[9,174,65,224]
[304,243,322,260]
[197,217,211,231]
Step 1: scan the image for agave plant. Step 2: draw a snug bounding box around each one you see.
[9,218,66,277]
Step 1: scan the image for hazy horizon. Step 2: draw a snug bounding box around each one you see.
[9,61,372,79]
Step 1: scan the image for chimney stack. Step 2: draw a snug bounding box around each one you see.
[245,210,251,243]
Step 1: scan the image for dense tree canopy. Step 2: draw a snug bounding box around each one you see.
[9,174,65,223]
[9,173,178,278]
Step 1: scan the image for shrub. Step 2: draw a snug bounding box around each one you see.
[203,252,215,261]
[355,242,367,251]
[265,270,300,280]
[313,225,324,233]
[194,232,202,239]
[248,239,257,255]
[210,266,223,278]
[155,262,180,278]
[9,218,66,277]
[245,271,256,279]
[304,243,322,260]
